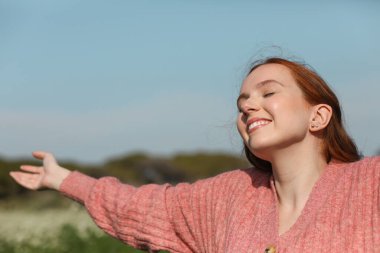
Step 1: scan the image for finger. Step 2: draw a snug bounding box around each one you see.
[13,172,40,190]
[20,165,42,173]
[32,151,49,160]
[9,172,40,190]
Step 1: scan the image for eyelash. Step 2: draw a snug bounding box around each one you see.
[263,92,275,98]
[237,91,275,112]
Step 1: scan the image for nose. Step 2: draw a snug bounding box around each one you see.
[240,98,260,114]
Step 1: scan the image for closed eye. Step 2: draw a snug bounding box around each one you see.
[263,92,275,98]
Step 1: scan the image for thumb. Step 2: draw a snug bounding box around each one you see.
[32,151,59,168]
[32,151,48,159]
[32,151,55,161]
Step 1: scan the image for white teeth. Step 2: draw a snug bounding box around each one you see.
[248,120,270,130]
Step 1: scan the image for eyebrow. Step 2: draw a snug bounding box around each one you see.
[236,79,284,106]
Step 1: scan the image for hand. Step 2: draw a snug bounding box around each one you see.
[9,151,71,191]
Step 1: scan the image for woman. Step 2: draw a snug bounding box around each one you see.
[10,58,380,252]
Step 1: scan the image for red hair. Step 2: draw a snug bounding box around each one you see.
[244,58,361,171]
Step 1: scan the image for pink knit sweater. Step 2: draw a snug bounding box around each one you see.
[60,156,380,252]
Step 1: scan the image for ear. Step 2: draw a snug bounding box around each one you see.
[309,104,332,132]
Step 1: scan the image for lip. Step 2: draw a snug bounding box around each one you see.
[246,117,272,134]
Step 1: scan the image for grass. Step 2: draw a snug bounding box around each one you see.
[0,203,167,253]
[0,224,144,253]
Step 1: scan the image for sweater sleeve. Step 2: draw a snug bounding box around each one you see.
[59,169,253,253]
[60,171,195,252]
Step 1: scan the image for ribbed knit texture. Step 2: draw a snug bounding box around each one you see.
[60,156,380,253]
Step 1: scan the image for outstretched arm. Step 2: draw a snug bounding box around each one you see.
[9,151,197,252]
[9,151,71,191]
[9,151,223,252]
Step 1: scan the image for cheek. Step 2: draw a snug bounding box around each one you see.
[236,116,246,137]
[264,99,281,116]
[270,95,308,115]
[285,105,311,132]
[268,97,311,130]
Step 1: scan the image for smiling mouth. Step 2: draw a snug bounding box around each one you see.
[247,120,271,133]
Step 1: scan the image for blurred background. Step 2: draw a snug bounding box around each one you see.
[1,1,379,252]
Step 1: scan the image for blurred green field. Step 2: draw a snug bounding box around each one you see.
[0,202,168,253]
[0,224,145,253]
[0,203,149,253]
[0,188,174,253]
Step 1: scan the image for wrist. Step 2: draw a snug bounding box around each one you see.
[52,167,71,191]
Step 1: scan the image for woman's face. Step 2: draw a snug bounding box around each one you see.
[236,63,313,160]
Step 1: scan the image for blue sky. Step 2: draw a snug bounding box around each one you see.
[1,1,379,163]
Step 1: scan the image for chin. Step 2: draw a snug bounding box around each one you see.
[253,152,271,162]
[248,132,306,153]
[247,142,273,161]
[248,137,274,151]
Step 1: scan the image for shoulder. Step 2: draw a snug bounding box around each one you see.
[363,156,380,167]
[197,166,271,186]
[167,168,272,218]
[173,167,271,196]
[212,167,271,187]
[339,156,380,170]
[335,156,380,182]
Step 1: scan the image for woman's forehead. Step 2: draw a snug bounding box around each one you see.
[243,63,295,90]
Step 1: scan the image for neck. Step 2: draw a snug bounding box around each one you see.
[268,142,327,209]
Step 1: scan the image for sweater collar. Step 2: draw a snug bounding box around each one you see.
[268,160,345,240]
